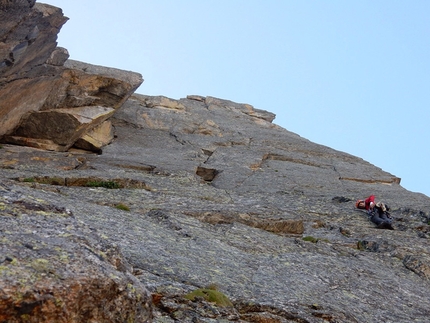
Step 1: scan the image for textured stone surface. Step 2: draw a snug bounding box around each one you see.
[0,2,143,152]
[0,2,68,136]
[1,1,430,322]
[1,93,430,322]
[73,120,115,152]
[1,59,143,151]
[9,106,115,150]
[0,185,152,322]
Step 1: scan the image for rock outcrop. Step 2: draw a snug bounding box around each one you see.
[0,1,142,152]
[1,1,430,323]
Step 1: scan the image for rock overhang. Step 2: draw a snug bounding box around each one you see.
[0,3,143,153]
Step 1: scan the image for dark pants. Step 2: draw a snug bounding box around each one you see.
[370,211,392,226]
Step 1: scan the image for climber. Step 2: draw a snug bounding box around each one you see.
[355,195,394,230]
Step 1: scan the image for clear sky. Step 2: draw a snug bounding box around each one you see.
[46,0,430,197]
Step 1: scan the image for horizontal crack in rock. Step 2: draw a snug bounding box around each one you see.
[339,176,401,184]
[184,211,304,235]
[16,176,151,190]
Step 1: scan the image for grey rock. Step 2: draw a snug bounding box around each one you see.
[0,184,153,322]
[1,1,430,322]
[46,46,69,66]
[1,92,429,322]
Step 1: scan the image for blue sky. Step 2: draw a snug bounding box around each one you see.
[46,0,430,197]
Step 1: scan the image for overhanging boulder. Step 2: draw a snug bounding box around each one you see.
[4,106,115,151]
[0,2,143,152]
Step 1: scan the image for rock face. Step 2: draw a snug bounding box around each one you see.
[0,2,143,152]
[1,91,430,322]
[0,190,152,322]
[1,1,430,323]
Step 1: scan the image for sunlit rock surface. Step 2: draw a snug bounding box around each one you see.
[1,1,430,322]
[1,92,430,322]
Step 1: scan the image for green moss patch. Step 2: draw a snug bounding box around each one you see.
[184,288,233,307]
[16,176,151,190]
[302,236,319,243]
[115,203,130,211]
[302,236,330,244]
[85,181,121,189]
[22,177,35,183]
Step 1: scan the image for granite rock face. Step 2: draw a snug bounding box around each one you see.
[0,190,153,322]
[0,1,143,152]
[1,92,430,322]
[1,1,430,323]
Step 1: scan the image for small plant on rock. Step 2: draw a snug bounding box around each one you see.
[184,286,233,307]
[23,177,35,183]
[302,236,319,243]
[115,203,130,211]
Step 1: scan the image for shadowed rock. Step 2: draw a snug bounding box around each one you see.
[196,166,219,181]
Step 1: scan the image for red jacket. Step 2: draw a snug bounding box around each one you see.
[364,195,375,210]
